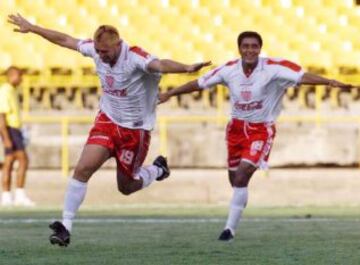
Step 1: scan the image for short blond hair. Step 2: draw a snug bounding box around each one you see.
[94,25,120,45]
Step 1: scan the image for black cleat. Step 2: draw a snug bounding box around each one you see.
[153,155,170,181]
[49,221,71,247]
[218,229,234,241]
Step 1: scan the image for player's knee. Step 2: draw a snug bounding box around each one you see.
[233,168,254,187]
[233,175,249,187]
[240,163,257,176]
[121,189,133,196]
[117,184,133,196]
[228,170,236,186]
[73,164,93,182]
[17,154,29,168]
[2,175,11,184]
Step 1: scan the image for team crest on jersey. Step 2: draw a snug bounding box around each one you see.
[241,90,252,101]
[105,75,114,88]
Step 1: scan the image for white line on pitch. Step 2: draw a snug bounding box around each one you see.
[0,218,359,224]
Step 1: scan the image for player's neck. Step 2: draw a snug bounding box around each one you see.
[109,47,122,67]
[8,81,18,88]
[242,60,258,77]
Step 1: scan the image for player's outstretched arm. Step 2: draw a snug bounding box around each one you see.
[158,80,201,104]
[148,59,211,74]
[8,13,79,51]
[299,72,353,88]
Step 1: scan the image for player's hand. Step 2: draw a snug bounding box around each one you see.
[158,93,171,104]
[4,139,13,149]
[186,61,212,73]
[7,13,33,33]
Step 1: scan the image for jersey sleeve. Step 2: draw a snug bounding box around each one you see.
[269,59,304,86]
[197,65,226,89]
[0,86,11,113]
[77,39,96,58]
[129,46,158,73]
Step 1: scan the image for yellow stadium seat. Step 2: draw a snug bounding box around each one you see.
[323,0,355,8]
[0,53,12,70]
[188,6,211,27]
[1,0,357,88]
[1,0,19,16]
[292,0,322,11]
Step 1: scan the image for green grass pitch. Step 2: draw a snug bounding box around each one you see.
[0,206,360,265]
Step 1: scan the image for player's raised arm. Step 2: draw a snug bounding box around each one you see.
[7,13,79,51]
[158,80,201,104]
[147,59,211,74]
[299,72,353,89]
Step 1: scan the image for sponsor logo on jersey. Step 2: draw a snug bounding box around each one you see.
[234,100,263,111]
[103,88,128,97]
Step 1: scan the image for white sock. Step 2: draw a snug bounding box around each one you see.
[62,178,87,232]
[224,187,248,235]
[137,165,163,188]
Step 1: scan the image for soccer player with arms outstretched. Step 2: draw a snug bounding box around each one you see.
[159,31,353,241]
[8,13,211,247]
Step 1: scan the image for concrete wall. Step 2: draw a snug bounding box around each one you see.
[1,122,358,169]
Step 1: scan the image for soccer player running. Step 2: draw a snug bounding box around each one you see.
[0,66,34,207]
[8,13,211,247]
[159,31,353,241]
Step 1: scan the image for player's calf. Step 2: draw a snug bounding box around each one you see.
[128,156,170,190]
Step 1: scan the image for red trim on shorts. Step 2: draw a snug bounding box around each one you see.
[266,59,301,72]
[254,123,275,167]
[132,130,144,175]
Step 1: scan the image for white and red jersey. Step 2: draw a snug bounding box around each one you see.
[198,57,304,123]
[77,39,160,130]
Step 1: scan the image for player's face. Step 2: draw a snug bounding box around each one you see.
[239,37,261,64]
[95,41,120,64]
[7,69,22,86]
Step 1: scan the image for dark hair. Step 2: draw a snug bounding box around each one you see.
[237,31,263,48]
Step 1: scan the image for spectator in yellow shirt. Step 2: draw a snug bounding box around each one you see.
[0,66,34,206]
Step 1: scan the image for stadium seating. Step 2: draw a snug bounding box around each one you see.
[0,0,359,111]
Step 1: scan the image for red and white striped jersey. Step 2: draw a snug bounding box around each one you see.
[198,57,304,122]
[77,40,160,130]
